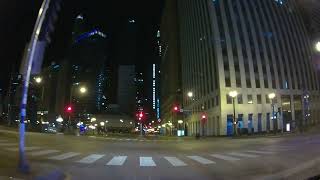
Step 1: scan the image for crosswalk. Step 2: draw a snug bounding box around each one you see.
[48,152,81,160]
[106,156,127,166]
[0,138,296,169]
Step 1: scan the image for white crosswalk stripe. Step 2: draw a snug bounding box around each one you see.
[77,154,105,164]
[140,157,156,167]
[187,156,215,165]
[210,154,241,161]
[245,150,275,155]
[48,152,81,160]
[30,150,60,156]
[5,146,41,151]
[106,156,127,166]
[0,143,17,146]
[164,157,187,166]
[263,147,290,151]
[228,152,259,158]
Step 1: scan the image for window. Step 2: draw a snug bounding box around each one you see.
[225,77,231,87]
[248,95,253,104]
[236,77,241,87]
[246,78,252,88]
[266,95,270,104]
[256,78,261,88]
[257,94,262,104]
[216,95,220,106]
[226,95,233,104]
[237,94,243,104]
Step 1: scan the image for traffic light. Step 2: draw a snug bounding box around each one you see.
[201,114,207,124]
[173,105,180,112]
[137,111,144,121]
[66,106,72,113]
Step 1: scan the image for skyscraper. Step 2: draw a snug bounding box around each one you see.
[69,14,108,116]
[117,65,136,115]
[162,0,320,136]
[160,0,182,132]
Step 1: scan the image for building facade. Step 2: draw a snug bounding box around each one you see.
[160,0,183,135]
[164,0,320,136]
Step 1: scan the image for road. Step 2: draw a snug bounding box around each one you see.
[0,130,320,180]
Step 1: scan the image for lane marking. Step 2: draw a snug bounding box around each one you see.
[106,156,127,166]
[210,154,241,161]
[187,156,215,164]
[164,157,187,166]
[140,157,156,167]
[5,146,41,151]
[246,150,275,155]
[0,143,17,146]
[77,154,105,164]
[48,152,81,160]
[30,150,60,156]
[228,152,259,158]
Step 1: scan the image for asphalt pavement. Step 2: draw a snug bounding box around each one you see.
[0,129,320,180]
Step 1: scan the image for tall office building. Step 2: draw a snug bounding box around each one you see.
[69,14,108,116]
[162,0,320,136]
[160,0,182,129]
[297,0,320,37]
[117,65,136,115]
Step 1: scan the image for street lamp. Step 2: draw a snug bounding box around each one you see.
[268,93,276,133]
[91,117,96,122]
[79,86,87,94]
[228,91,238,136]
[187,91,193,98]
[315,41,320,52]
[34,77,42,84]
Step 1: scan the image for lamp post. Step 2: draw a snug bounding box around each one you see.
[268,93,276,133]
[229,91,238,136]
[68,84,87,130]
[34,76,45,125]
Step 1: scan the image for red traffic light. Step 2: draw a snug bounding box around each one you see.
[66,106,72,113]
[201,114,207,119]
[173,105,180,112]
[139,113,144,118]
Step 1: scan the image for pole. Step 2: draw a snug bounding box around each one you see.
[18,0,51,173]
[140,123,143,136]
[233,98,236,135]
[272,100,275,134]
[68,86,73,132]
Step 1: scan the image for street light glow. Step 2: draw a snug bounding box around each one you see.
[316,41,320,52]
[268,93,276,99]
[228,91,238,98]
[178,120,183,124]
[35,77,42,84]
[79,86,87,94]
[100,122,105,126]
[187,91,193,98]
[91,118,97,122]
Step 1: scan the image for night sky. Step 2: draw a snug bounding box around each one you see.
[0,0,163,93]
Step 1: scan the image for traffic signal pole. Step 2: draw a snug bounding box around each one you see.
[140,123,143,136]
[18,0,52,173]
